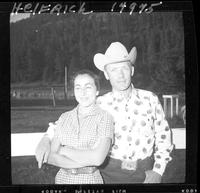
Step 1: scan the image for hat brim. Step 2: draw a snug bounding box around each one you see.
[94,47,137,71]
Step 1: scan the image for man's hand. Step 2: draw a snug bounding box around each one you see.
[35,136,51,168]
[143,170,162,183]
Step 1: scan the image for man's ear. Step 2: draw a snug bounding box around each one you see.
[131,66,134,76]
[103,70,109,80]
[96,90,99,96]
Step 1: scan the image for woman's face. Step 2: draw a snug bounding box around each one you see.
[74,74,98,107]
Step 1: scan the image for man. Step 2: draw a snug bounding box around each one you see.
[35,42,173,183]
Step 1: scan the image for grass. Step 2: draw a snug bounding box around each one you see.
[12,156,58,184]
[11,109,69,133]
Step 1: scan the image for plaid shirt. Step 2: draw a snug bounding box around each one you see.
[96,85,174,176]
[50,104,114,184]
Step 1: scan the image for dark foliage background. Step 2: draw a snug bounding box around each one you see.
[10,12,185,94]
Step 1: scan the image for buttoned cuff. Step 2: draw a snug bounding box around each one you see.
[152,161,167,176]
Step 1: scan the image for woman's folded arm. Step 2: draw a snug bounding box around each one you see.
[47,137,83,169]
[59,137,111,167]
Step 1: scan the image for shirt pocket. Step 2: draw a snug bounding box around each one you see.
[59,126,77,147]
[87,124,99,148]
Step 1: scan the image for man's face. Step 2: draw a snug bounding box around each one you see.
[104,61,133,91]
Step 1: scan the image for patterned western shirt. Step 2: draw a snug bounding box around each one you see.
[96,85,174,176]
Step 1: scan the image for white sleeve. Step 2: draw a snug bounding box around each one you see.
[44,121,58,140]
[44,113,64,140]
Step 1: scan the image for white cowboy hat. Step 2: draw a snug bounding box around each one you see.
[93,42,137,71]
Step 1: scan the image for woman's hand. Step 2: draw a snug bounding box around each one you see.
[35,136,51,168]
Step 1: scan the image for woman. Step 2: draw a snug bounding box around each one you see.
[47,70,114,184]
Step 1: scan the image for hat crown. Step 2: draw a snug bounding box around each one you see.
[105,42,129,60]
[93,41,137,71]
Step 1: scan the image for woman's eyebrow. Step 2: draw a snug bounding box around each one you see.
[85,83,93,86]
[74,84,81,87]
[74,82,93,87]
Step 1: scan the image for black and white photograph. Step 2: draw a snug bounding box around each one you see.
[0,1,198,193]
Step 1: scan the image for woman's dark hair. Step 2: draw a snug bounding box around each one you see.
[72,69,100,91]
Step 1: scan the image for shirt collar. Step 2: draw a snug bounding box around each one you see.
[73,103,100,118]
[111,84,140,102]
